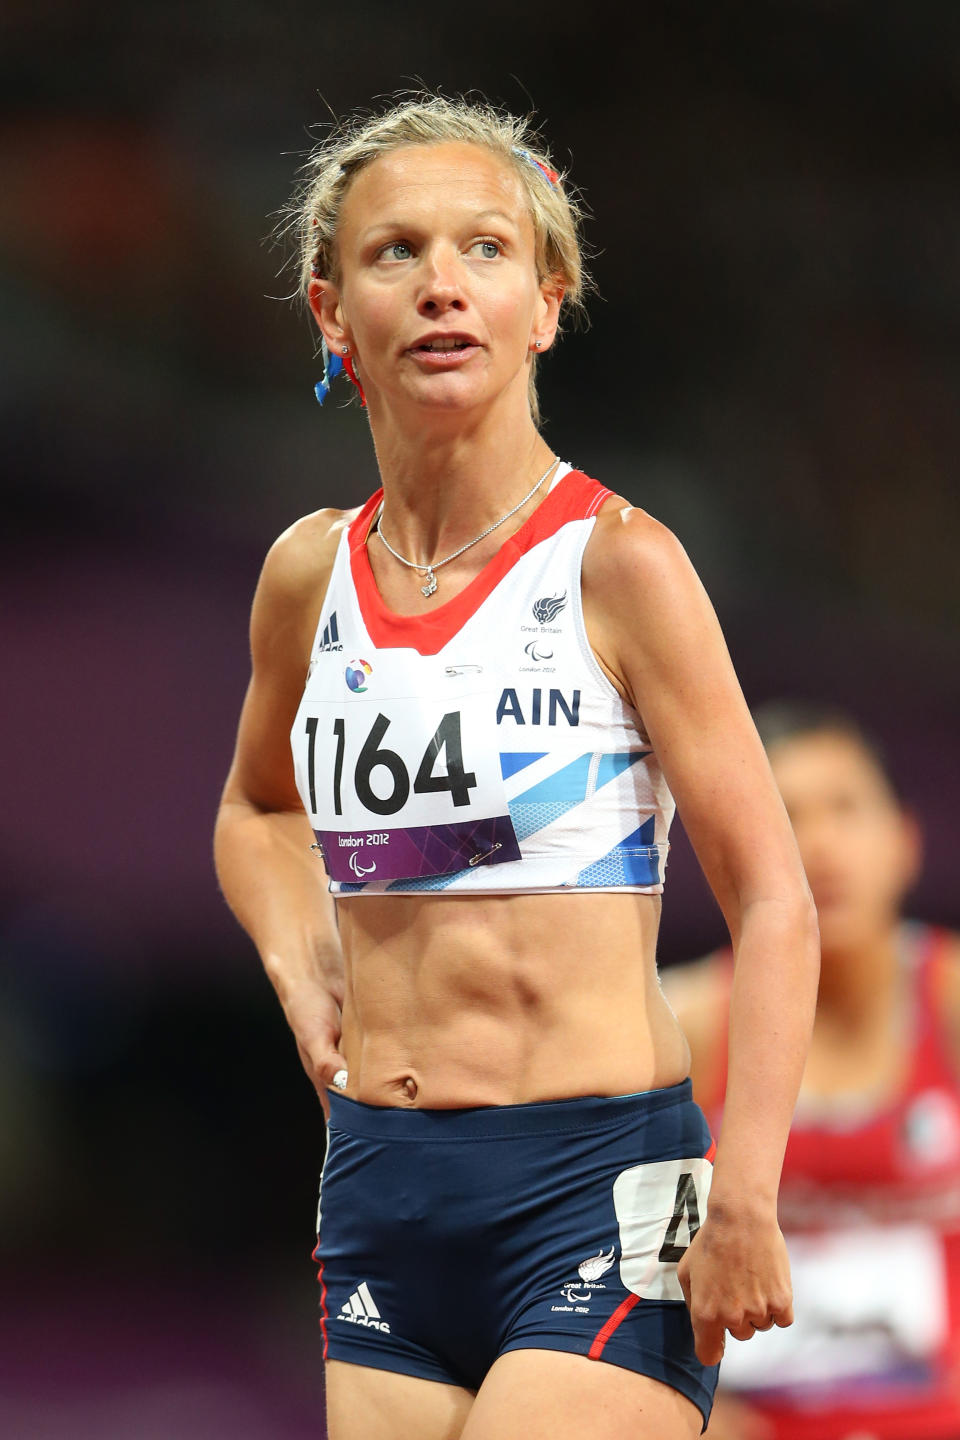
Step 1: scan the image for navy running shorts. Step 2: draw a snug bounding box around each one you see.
[313,1078,719,1428]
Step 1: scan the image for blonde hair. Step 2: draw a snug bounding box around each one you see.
[283,94,591,423]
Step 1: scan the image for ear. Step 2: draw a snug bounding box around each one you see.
[529,278,564,354]
[308,276,349,354]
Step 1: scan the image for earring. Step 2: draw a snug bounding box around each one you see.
[342,345,349,354]
[535,341,542,350]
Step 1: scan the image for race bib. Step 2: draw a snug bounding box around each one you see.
[293,650,521,883]
[720,1223,947,1391]
[614,1156,713,1302]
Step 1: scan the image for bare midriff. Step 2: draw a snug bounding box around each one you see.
[335,890,691,1108]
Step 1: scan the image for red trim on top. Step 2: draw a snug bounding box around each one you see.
[588,1292,641,1360]
[348,470,613,656]
[705,1139,717,1164]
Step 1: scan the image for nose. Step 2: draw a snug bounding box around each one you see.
[417,245,467,316]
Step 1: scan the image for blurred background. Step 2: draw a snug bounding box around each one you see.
[2,2,958,1434]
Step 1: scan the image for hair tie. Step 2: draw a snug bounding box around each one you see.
[512,146,560,186]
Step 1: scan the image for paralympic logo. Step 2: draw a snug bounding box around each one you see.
[349,850,377,878]
[345,658,372,693]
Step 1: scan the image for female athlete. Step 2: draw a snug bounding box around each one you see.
[668,704,960,1440]
[213,96,820,1440]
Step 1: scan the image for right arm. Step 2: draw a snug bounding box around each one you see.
[214,509,351,1115]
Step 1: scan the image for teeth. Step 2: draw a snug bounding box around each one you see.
[424,338,467,351]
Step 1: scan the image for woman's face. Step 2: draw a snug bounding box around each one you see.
[310,142,561,420]
[769,731,921,958]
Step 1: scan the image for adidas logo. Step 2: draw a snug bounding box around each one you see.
[336,1281,391,1333]
[318,611,343,653]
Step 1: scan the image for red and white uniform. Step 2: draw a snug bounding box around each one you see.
[290,464,676,897]
[709,925,960,1440]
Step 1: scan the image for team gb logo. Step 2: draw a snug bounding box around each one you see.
[532,592,567,624]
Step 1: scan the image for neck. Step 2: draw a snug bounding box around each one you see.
[367,393,555,559]
[816,924,902,1027]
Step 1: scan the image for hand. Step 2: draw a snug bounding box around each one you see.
[678,1201,794,1367]
[282,980,349,1120]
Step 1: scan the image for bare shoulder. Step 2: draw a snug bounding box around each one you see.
[258,506,356,607]
[251,506,356,644]
[582,497,712,645]
[581,493,726,714]
[225,506,359,812]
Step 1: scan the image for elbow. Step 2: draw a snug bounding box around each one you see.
[731,879,821,972]
[778,881,821,986]
[777,879,820,954]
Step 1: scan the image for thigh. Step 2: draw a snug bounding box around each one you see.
[325,1360,474,1440]
[462,1350,701,1440]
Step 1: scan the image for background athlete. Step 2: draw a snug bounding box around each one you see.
[214,96,820,1440]
[667,703,960,1440]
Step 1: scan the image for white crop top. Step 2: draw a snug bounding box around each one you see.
[290,464,676,896]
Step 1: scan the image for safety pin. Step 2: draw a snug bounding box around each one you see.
[469,842,502,867]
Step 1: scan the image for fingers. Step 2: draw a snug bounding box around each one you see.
[687,1286,794,1360]
[681,1214,794,1360]
[695,1307,788,1362]
[681,1253,724,1364]
[727,1316,759,1342]
[297,1041,349,1103]
[723,1297,793,1342]
[677,1256,692,1310]
[693,1314,727,1367]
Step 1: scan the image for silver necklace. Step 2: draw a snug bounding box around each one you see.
[376,457,560,597]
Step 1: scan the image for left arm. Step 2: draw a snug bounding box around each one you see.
[583,503,820,1365]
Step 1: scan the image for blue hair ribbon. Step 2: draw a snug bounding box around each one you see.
[314,339,344,405]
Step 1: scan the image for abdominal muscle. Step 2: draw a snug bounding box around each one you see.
[335,890,692,1108]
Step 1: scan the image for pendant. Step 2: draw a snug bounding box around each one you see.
[421,568,438,598]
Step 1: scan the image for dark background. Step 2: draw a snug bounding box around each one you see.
[2,4,958,1434]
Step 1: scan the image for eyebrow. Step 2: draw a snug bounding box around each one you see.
[472,210,520,227]
[359,209,521,242]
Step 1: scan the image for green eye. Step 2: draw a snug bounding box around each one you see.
[383,241,412,261]
[478,240,499,259]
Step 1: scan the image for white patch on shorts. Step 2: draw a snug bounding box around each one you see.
[613,1156,713,1301]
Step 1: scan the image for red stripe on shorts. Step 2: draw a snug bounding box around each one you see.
[705,1139,717,1163]
[589,1292,641,1359]
[314,1250,329,1360]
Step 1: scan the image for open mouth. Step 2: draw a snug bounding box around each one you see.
[412,338,475,353]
